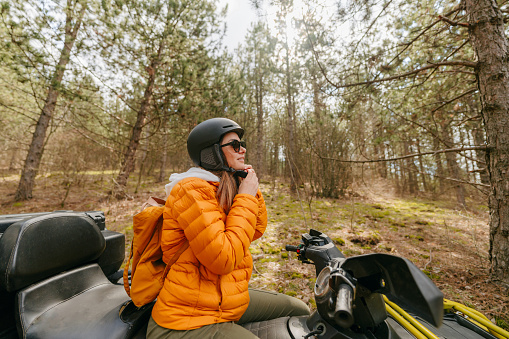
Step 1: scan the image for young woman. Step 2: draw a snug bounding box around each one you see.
[147,118,309,338]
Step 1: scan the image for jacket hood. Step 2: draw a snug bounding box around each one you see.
[165,167,220,197]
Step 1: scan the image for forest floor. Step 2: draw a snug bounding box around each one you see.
[1,171,508,329]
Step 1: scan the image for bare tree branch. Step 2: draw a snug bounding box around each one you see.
[444,38,470,61]
[431,87,477,113]
[303,6,470,91]
[352,0,394,56]
[72,127,116,153]
[329,61,477,89]
[438,15,469,27]
[317,145,490,163]
[0,102,39,122]
[388,7,460,65]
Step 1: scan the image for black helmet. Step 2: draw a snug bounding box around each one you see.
[187,118,244,171]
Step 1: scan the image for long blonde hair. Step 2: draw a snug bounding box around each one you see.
[212,170,238,214]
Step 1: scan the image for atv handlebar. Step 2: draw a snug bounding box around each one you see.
[334,283,354,328]
[285,245,299,252]
[285,228,445,333]
[285,229,344,276]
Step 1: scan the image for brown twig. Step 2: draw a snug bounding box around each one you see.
[438,15,470,27]
[321,61,477,89]
[317,145,490,163]
[431,88,478,113]
[303,6,467,91]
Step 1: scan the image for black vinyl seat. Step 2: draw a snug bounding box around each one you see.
[0,212,152,339]
[17,264,152,339]
[242,317,292,339]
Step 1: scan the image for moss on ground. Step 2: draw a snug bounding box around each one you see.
[0,174,503,327]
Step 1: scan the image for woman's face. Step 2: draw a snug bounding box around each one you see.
[220,132,246,170]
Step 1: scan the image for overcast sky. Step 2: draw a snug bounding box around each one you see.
[218,0,313,52]
[218,0,260,52]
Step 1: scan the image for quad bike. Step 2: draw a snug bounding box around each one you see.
[0,211,508,339]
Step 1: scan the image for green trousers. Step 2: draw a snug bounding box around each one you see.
[146,289,310,339]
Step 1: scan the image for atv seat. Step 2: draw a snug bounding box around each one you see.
[0,212,152,339]
[17,263,152,339]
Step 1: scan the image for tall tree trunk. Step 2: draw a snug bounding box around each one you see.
[272,136,280,178]
[312,74,325,195]
[416,139,429,192]
[157,123,168,183]
[135,126,150,194]
[8,147,17,171]
[441,124,467,207]
[254,45,265,180]
[404,140,418,194]
[465,0,509,282]
[374,125,388,179]
[433,137,446,195]
[14,2,86,201]
[113,41,164,199]
[284,40,297,192]
[395,160,403,195]
[473,126,490,185]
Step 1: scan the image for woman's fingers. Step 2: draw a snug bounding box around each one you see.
[239,168,259,196]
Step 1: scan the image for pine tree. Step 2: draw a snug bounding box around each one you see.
[240,21,276,180]
[464,0,509,282]
[95,0,226,198]
[1,0,89,200]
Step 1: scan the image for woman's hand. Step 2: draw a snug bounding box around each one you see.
[238,167,259,196]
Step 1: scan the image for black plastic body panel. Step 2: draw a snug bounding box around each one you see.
[0,289,16,339]
[341,253,444,328]
[0,211,105,233]
[386,313,498,339]
[99,229,125,277]
[288,313,405,339]
[0,212,60,233]
[0,211,119,285]
[0,212,105,292]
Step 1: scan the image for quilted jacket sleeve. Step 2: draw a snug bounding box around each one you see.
[253,190,267,241]
[169,178,259,276]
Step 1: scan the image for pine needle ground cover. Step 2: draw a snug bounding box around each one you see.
[0,174,506,328]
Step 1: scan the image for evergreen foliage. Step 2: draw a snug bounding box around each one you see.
[1,0,509,279]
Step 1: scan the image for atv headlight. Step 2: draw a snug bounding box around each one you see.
[314,266,332,299]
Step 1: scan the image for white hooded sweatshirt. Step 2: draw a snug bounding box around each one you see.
[165,167,220,197]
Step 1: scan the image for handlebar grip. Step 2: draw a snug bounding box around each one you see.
[285,245,299,252]
[334,284,354,328]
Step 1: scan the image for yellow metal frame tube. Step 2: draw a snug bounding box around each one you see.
[383,296,509,339]
[444,299,509,339]
[384,295,439,339]
[385,302,429,339]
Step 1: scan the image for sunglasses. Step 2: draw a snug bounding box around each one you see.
[220,140,246,153]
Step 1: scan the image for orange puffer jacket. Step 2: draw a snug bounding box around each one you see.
[151,177,267,330]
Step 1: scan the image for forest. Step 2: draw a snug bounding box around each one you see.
[2,0,509,327]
